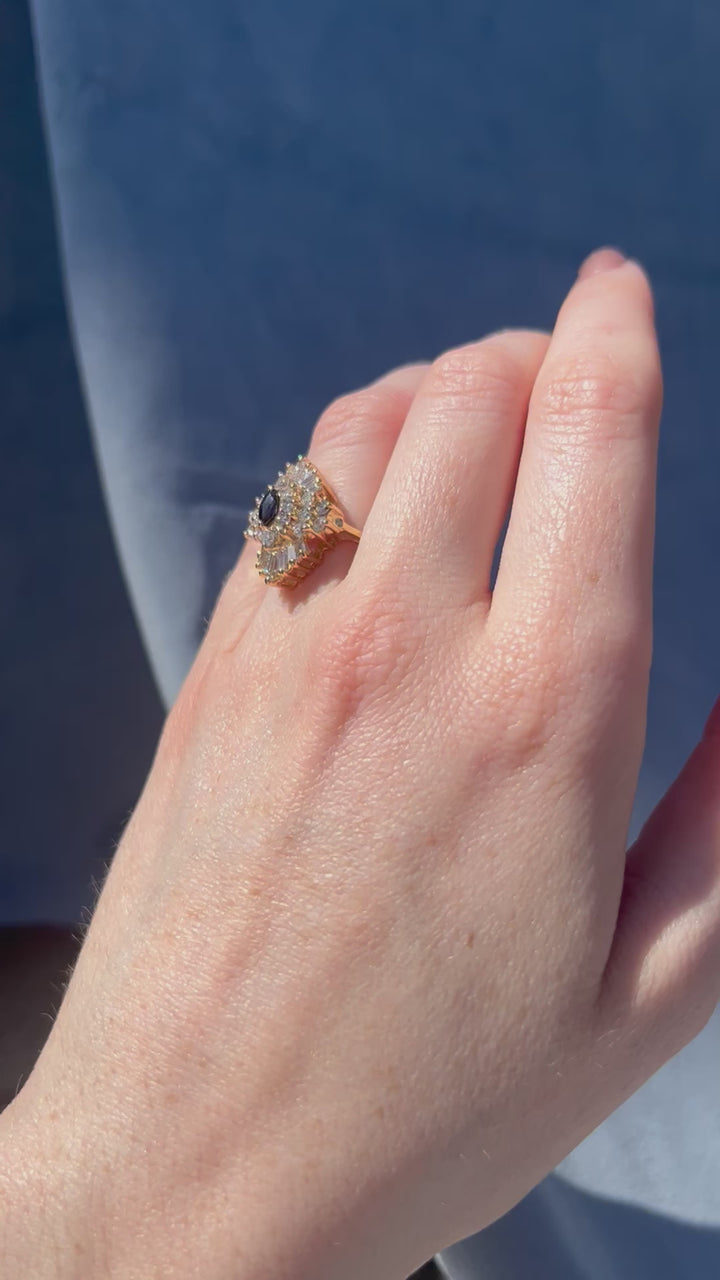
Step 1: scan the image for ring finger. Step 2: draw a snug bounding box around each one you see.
[209,363,428,642]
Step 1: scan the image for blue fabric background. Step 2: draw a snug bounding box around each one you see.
[0,0,162,924]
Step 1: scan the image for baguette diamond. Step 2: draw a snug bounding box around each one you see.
[244,455,348,585]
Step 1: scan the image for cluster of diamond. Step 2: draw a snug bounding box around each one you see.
[244,456,332,583]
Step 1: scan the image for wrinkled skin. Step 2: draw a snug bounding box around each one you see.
[2,250,720,1280]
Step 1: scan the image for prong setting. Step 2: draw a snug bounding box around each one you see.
[244,457,340,585]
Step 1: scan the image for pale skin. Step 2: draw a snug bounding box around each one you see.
[2,247,720,1279]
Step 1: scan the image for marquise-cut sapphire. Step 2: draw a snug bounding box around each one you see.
[258,486,280,526]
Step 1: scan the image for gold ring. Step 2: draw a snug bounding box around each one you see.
[244,455,361,587]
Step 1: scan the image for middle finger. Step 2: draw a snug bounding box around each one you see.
[351,329,549,609]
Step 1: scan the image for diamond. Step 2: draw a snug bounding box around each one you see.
[247,459,345,585]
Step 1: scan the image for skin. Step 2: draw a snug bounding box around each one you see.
[2,248,720,1279]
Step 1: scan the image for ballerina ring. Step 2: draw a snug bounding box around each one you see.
[243,455,361,587]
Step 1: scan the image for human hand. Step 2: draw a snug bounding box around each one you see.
[3,249,720,1280]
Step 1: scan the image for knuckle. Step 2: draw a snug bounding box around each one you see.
[481,605,649,764]
[478,633,568,763]
[306,581,422,721]
[498,693,559,764]
[583,613,652,686]
[635,959,719,1065]
[489,608,651,757]
[654,928,720,1052]
[537,346,657,442]
[311,385,399,452]
[426,336,529,409]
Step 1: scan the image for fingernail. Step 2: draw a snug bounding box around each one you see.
[577,247,627,281]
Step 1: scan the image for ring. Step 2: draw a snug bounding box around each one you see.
[244,455,362,587]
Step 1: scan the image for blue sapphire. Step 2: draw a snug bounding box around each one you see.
[258,486,280,526]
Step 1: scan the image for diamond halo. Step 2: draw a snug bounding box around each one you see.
[244,456,337,585]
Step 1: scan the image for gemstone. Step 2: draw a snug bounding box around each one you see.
[258,487,280,526]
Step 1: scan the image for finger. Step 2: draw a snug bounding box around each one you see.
[350,331,550,607]
[493,251,662,664]
[307,364,429,530]
[598,698,720,1057]
[206,364,428,642]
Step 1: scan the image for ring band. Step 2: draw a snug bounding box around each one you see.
[244,455,361,587]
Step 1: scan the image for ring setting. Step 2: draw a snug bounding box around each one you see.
[244,455,361,587]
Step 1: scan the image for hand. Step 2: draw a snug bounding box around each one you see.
[3,249,720,1280]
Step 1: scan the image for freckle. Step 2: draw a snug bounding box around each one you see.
[465,931,475,949]
[375,1105,385,1120]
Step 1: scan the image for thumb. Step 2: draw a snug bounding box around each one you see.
[600,698,720,1052]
